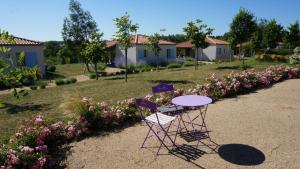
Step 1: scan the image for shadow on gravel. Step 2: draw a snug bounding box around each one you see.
[218,144,265,166]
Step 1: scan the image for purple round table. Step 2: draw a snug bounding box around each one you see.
[171,95,212,107]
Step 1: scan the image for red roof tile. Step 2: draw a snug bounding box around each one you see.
[106,34,176,47]
[176,37,229,48]
[0,36,42,45]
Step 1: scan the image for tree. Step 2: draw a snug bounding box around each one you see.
[0,30,36,106]
[159,34,187,43]
[284,21,300,49]
[57,46,72,64]
[229,8,257,58]
[147,33,161,71]
[62,0,98,67]
[250,19,268,51]
[43,41,63,64]
[262,19,284,49]
[81,32,107,80]
[183,19,213,70]
[114,12,139,82]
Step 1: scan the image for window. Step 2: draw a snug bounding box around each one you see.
[144,49,147,57]
[167,49,171,58]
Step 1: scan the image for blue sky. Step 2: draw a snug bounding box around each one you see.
[1,0,299,41]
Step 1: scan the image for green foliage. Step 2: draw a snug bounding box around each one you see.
[256,54,289,62]
[114,12,139,82]
[159,34,187,43]
[69,77,77,83]
[229,8,257,48]
[147,33,161,71]
[262,19,284,49]
[81,32,107,80]
[89,73,96,79]
[44,41,63,64]
[46,65,56,72]
[265,49,293,55]
[127,64,139,74]
[183,61,195,67]
[284,21,300,49]
[55,79,65,85]
[290,47,300,64]
[167,62,183,69]
[97,62,107,71]
[30,85,38,90]
[62,0,98,63]
[183,19,213,69]
[57,46,72,64]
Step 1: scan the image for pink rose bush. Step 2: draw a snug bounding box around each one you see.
[0,65,299,168]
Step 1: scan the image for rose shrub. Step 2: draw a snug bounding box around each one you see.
[0,65,299,168]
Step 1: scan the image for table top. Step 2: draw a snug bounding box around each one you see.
[171,95,212,107]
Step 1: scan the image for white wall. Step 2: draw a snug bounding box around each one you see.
[114,44,137,67]
[215,45,232,60]
[202,45,217,60]
[136,45,176,65]
[0,45,45,75]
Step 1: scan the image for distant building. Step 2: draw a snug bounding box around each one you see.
[176,37,233,61]
[106,34,177,67]
[0,36,45,76]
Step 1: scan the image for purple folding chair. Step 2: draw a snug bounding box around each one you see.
[152,83,184,115]
[135,98,177,155]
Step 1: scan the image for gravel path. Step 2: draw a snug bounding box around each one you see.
[66,79,300,169]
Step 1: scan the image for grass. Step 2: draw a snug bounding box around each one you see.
[0,58,289,141]
[55,63,86,77]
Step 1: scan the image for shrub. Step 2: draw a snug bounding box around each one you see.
[69,77,77,83]
[256,54,289,62]
[183,61,195,67]
[266,49,293,55]
[97,62,107,71]
[89,74,96,79]
[37,81,47,89]
[167,62,182,69]
[127,64,138,74]
[55,79,65,85]
[119,70,125,74]
[46,65,56,72]
[100,72,107,77]
[30,86,38,90]
[64,79,72,84]
[290,47,300,64]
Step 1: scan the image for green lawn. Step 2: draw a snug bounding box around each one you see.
[55,63,87,77]
[0,58,288,141]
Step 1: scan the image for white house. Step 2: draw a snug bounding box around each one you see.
[0,36,45,76]
[106,34,177,67]
[176,37,233,61]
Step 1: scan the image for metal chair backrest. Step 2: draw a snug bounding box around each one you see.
[152,83,174,95]
[135,98,157,113]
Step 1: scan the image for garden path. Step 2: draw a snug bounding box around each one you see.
[66,79,300,169]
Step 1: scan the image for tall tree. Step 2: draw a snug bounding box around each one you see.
[62,0,98,66]
[183,19,213,70]
[147,33,161,71]
[114,12,138,82]
[262,19,284,49]
[250,19,268,51]
[81,32,107,80]
[284,21,300,49]
[229,8,257,58]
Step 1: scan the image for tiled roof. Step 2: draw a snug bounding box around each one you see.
[176,37,229,48]
[106,34,176,47]
[0,36,42,45]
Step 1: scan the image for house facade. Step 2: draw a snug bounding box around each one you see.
[0,37,45,76]
[176,37,233,61]
[106,35,176,67]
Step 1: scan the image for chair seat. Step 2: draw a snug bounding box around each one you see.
[145,112,176,125]
[157,105,184,114]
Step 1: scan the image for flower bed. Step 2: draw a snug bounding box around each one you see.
[0,65,299,168]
